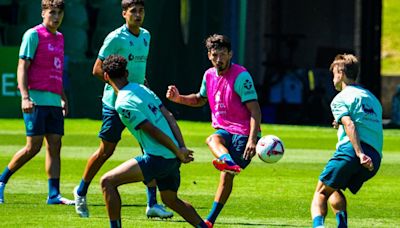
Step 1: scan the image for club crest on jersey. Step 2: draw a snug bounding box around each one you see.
[244,79,253,90]
[148,103,158,115]
[129,41,134,46]
[121,109,132,119]
[362,103,376,116]
[128,54,134,61]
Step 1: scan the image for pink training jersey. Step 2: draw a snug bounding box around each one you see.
[27,24,64,95]
[205,64,254,135]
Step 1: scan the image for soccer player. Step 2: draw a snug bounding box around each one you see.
[73,0,173,218]
[0,0,73,205]
[310,54,383,228]
[166,34,262,227]
[99,54,210,228]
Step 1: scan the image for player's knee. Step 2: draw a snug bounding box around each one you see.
[100,174,114,191]
[206,135,213,145]
[25,142,43,155]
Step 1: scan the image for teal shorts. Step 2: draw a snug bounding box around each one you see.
[23,106,64,136]
[135,154,181,192]
[98,103,125,143]
[319,141,381,194]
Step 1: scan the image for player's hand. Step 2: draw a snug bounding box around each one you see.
[21,98,34,113]
[243,140,257,160]
[62,99,68,117]
[166,85,181,103]
[359,153,374,171]
[332,120,339,129]
[177,147,194,164]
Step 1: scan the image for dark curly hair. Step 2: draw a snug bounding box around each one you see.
[102,55,128,79]
[42,0,64,10]
[205,34,231,52]
[122,0,145,11]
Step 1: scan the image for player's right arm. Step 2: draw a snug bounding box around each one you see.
[166,85,207,107]
[17,59,34,113]
[18,28,37,113]
[92,31,118,82]
[92,58,106,82]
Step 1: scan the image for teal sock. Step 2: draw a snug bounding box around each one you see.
[312,215,324,228]
[336,211,348,228]
[206,201,224,224]
[48,178,60,199]
[146,186,157,207]
[219,154,233,162]
[77,179,91,196]
[0,167,13,184]
[110,219,121,228]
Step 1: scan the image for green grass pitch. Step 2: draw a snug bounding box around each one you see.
[0,119,399,227]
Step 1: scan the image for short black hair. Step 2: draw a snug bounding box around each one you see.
[122,0,145,11]
[102,55,127,79]
[205,34,231,52]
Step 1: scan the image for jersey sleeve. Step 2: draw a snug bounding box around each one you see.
[234,71,258,103]
[98,32,118,60]
[19,29,39,60]
[199,73,207,98]
[331,96,350,124]
[117,102,147,130]
[146,86,163,107]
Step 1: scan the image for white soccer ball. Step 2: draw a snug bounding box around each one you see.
[256,135,284,163]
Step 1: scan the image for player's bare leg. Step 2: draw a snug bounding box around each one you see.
[329,190,348,228]
[100,159,145,225]
[160,190,203,226]
[45,134,61,179]
[206,135,240,174]
[205,171,235,226]
[8,136,44,172]
[45,134,74,205]
[74,139,117,217]
[206,135,228,158]
[0,136,43,203]
[82,140,117,182]
[311,181,336,227]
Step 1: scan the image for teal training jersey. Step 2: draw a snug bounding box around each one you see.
[331,85,383,157]
[99,25,151,109]
[19,28,61,107]
[115,83,178,159]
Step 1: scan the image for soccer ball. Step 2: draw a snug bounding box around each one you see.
[256,135,284,163]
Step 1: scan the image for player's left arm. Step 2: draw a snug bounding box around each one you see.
[243,101,262,160]
[160,105,186,148]
[235,71,261,160]
[341,116,374,171]
[139,121,193,164]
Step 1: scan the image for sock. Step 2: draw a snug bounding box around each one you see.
[336,211,348,228]
[77,179,91,196]
[110,219,121,228]
[0,167,13,184]
[206,201,224,224]
[146,186,157,207]
[312,215,325,228]
[219,153,233,162]
[196,220,208,228]
[48,178,60,199]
